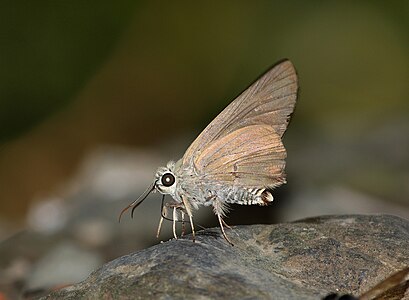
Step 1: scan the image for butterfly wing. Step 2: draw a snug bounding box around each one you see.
[182,59,298,170]
[181,59,297,188]
[195,125,286,187]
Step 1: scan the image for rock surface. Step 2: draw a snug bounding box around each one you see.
[42,215,409,299]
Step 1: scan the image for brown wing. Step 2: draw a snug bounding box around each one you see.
[182,59,297,168]
[194,125,287,187]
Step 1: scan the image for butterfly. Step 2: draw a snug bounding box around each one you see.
[120,59,298,245]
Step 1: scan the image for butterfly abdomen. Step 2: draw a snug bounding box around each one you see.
[224,187,273,206]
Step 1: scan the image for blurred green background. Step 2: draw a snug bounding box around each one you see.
[0,0,408,220]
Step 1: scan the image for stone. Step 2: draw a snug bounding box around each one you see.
[26,241,103,291]
[42,215,409,299]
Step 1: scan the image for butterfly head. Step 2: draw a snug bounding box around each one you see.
[154,161,178,197]
[118,161,179,222]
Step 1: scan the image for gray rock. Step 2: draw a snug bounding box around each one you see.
[42,215,409,299]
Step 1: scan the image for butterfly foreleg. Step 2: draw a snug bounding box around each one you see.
[157,198,184,239]
[172,207,178,239]
[156,204,167,238]
[181,195,195,242]
[161,200,188,240]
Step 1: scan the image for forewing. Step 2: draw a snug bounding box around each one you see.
[183,59,297,167]
[194,125,287,188]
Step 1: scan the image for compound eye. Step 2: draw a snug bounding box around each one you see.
[161,173,175,187]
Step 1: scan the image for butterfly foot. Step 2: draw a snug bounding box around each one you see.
[217,214,234,246]
[221,218,232,230]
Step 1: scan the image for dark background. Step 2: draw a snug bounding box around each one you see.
[0,2,408,294]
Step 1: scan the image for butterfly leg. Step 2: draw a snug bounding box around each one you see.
[172,207,178,239]
[212,199,233,245]
[221,218,232,229]
[181,195,195,242]
[156,204,167,238]
[180,210,186,236]
[188,213,195,242]
[217,214,234,246]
